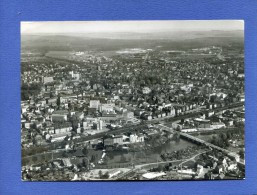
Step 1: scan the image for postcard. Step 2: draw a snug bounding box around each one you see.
[21,20,245,181]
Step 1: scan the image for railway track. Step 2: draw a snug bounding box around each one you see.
[22,102,244,157]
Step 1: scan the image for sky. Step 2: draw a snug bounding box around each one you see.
[21,20,244,34]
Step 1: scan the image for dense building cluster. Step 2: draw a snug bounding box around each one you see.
[21,39,245,181]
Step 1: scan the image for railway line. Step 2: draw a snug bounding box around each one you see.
[22,102,244,158]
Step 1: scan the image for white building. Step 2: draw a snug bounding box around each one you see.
[83,122,88,129]
[211,122,226,129]
[89,100,100,109]
[142,87,151,94]
[181,128,198,133]
[142,172,166,179]
[99,103,114,112]
[43,76,53,84]
[129,134,144,143]
[177,169,196,175]
[73,73,80,80]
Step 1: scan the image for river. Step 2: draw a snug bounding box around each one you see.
[105,139,197,166]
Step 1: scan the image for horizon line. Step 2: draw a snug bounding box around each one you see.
[21,20,244,34]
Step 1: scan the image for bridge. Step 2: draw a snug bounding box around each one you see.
[157,124,245,166]
[23,102,244,157]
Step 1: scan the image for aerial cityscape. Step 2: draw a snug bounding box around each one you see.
[21,20,245,181]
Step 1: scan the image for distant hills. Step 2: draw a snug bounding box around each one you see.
[21,30,244,52]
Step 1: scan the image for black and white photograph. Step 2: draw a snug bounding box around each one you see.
[21,20,245,181]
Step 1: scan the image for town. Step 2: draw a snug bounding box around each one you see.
[21,25,245,181]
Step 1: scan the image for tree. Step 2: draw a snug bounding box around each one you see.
[22,158,30,166]
[83,158,89,170]
[82,147,89,156]
[239,149,244,159]
[62,151,68,158]
[226,131,232,139]
[21,83,42,100]
[108,152,114,160]
[98,170,103,178]
[176,125,182,131]
[120,155,127,163]
[64,135,69,142]
[220,133,227,140]
[70,115,79,130]
[164,164,170,171]
[90,155,96,162]
[32,156,38,163]
[41,155,46,161]
[57,96,61,107]
[173,132,180,142]
[204,172,211,180]
[157,164,164,172]
[102,171,110,179]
